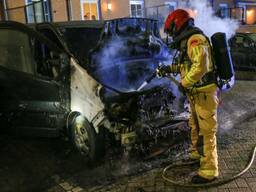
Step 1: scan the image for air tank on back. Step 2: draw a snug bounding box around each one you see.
[211,32,234,88]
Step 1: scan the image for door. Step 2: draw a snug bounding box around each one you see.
[0,21,70,137]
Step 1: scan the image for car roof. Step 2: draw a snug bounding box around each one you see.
[236,25,256,33]
[51,20,105,28]
[28,20,105,29]
[29,17,157,29]
[107,17,157,22]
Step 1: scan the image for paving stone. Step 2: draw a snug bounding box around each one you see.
[59,182,74,191]
[216,189,229,192]
[235,178,248,188]
[218,183,231,189]
[72,186,84,192]
[241,171,253,178]
[248,182,256,192]
[47,185,66,192]
[228,188,251,192]
[207,188,218,192]
[219,160,228,169]
[87,186,103,192]
[250,169,256,177]
[245,177,256,183]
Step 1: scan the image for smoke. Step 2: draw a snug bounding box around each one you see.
[92,37,153,92]
[180,0,239,39]
[91,34,172,92]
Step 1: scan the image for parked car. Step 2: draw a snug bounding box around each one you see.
[229,32,256,71]
[0,18,188,161]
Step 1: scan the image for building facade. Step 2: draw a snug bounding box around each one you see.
[1,0,145,23]
[0,0,255,25]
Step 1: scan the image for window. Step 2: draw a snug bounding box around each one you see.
[130,0,144,17]
[237,2,256,24]
[0,29,35,74]
[43,0,51,21]
[165,1,177,12]
[219,3,228,18]
[34,29,62,78]
[81,0,99,20]
[26,0,51,23]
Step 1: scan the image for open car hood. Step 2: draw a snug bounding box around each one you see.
[91,57,169,93]
[88,18,172,93]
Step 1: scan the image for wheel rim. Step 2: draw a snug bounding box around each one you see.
[74,122,90,155]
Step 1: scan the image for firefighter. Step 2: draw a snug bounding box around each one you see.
[157,9,219,184]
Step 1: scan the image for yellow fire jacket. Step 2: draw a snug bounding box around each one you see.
[170,34,217,93]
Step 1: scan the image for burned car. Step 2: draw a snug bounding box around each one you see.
[229,33,256,71]
[0,18,188,161]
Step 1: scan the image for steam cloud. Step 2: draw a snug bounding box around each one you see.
[181,0,239,39]
[92,33,172,92]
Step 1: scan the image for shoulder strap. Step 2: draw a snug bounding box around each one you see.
[175,27,204,63]
[171,27,204,49]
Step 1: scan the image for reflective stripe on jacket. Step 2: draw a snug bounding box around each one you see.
[180,34,217,93]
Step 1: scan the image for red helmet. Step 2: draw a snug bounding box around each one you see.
[164,9,192,35]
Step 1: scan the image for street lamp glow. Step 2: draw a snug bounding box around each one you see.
[107,3,112,10]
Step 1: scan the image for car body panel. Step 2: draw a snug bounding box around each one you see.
[70,58,104,125]
[229,33,256,71]
[0,21,70,137]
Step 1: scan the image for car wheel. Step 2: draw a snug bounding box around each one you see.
[70,115,103,161]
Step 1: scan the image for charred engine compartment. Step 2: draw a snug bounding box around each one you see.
[104,87,176,122]
[100,85,188,156]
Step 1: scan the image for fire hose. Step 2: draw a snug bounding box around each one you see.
[162,145,256,188]
[138,73,256,188]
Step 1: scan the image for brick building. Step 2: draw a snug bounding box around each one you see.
[0,0,255,25]
[0,0,144,23]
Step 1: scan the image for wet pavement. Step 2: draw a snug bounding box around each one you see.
[0,80,256,192]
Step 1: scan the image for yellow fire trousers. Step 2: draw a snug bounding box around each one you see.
[188,88,219,180]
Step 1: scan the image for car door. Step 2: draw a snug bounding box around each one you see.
[35,23,71,54]
[230,34,255,71]
[0,21,70,137]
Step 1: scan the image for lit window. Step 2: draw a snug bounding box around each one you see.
[130,0,144,17]
[238,2,256,24]
[81,0,99,20]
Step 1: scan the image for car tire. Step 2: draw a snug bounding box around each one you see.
[70,115,104,161]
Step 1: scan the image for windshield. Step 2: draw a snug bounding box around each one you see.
[107,18,159,37]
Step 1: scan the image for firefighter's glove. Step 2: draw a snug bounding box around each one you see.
[178,83,186,95]
[156,65,171,78]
